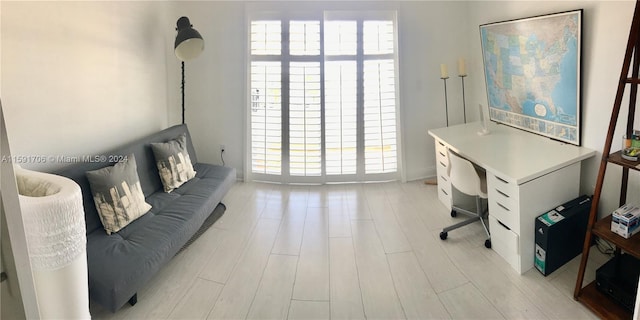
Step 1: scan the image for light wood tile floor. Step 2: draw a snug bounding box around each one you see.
[90,181,607,319]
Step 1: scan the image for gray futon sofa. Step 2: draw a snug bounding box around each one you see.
[54,124,236,312]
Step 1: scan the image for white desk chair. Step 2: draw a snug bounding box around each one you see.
[439,150,491,248]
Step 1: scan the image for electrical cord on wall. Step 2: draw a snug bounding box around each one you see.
[220,148,225,166]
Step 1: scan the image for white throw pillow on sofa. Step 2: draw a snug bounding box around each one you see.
[86,154,152,234]
[150,133,197,193]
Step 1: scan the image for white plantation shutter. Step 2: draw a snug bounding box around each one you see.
[364,59,397,173]
[251,21,281,55]
[362,19,397,174]
[289,21,323,178]
[324,20,358,176]
[324,21,357,56]
[251,62,282,175]
[250,20,282,175]
[325,61,357,175]
[248,12,400,182]
[289,62,322,176]
[363,21,394,55]
[290,21,320,56]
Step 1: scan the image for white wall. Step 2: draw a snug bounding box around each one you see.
[465,0,640,216]
[2,0,636,213]
[168,1,470,181]
[1,1,171,172]
[1,1,173,315]
[397,1,471,181]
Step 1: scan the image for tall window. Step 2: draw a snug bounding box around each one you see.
[249,12,399,183]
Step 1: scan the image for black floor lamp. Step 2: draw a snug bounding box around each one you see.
[174,16,204,124]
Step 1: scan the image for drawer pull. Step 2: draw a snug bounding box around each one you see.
[439,151,446,157]
[496,202,510,212]
[496,189,510,198]
[441,189,449,196]
[495,176,509,184]
[497,219,511,231]
[438,141,445,147]
[439,161,447,167]
[440,175,448,182]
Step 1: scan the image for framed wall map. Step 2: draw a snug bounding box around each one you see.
[480,10,582,145]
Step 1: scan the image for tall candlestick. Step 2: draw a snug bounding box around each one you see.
[457,58,467,76]
[440,64,448,79]
[442,78,449,127]
[459,75,467,123]
[440,64,450,126]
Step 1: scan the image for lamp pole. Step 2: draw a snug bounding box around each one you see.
[181,61,185,124]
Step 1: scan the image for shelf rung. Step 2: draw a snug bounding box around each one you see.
[624,77,640,84]
[606,151,640,171]
[577,282,632,319]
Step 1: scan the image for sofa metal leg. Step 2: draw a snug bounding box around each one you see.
[128,294,138,306]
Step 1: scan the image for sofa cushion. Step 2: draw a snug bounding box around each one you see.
[151,134,197,193]
[86,154,152,234]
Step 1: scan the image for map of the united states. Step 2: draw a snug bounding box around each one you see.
[481,11,580,144]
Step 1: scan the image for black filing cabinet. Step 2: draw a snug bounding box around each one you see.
[534,195,592,276]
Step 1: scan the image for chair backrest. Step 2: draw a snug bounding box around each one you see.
[447,150,485,197]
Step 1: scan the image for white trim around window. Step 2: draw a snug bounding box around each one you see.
[244,9,403,184]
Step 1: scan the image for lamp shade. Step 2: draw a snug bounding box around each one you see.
[174,16,204,61]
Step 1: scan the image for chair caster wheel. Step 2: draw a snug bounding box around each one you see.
[450,210,457,217]
[440,231,448,240]
[484,239,491,248]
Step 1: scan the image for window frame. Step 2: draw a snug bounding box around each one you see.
[244,10,403,184]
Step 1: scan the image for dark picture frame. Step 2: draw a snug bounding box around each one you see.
[480,10,582,145]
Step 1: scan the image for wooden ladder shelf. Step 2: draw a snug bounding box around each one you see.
[574,0,640,319]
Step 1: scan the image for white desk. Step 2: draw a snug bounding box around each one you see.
[429,121,596,274]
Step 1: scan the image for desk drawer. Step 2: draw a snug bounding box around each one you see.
[489,216,520,271]
[436,152,448,171]
[437,177,452,209]
[434,140,451,210]
[487,173,518,200]
[437,172,451,190]
[436,151,448,170]
[435,140,448,160]
[436,155,449,175]
[488,198,517,231]
[436,147,450,195]
[487,173,519,230]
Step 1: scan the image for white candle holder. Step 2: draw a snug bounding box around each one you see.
[441,76,449,127]
[459,74,467,123]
